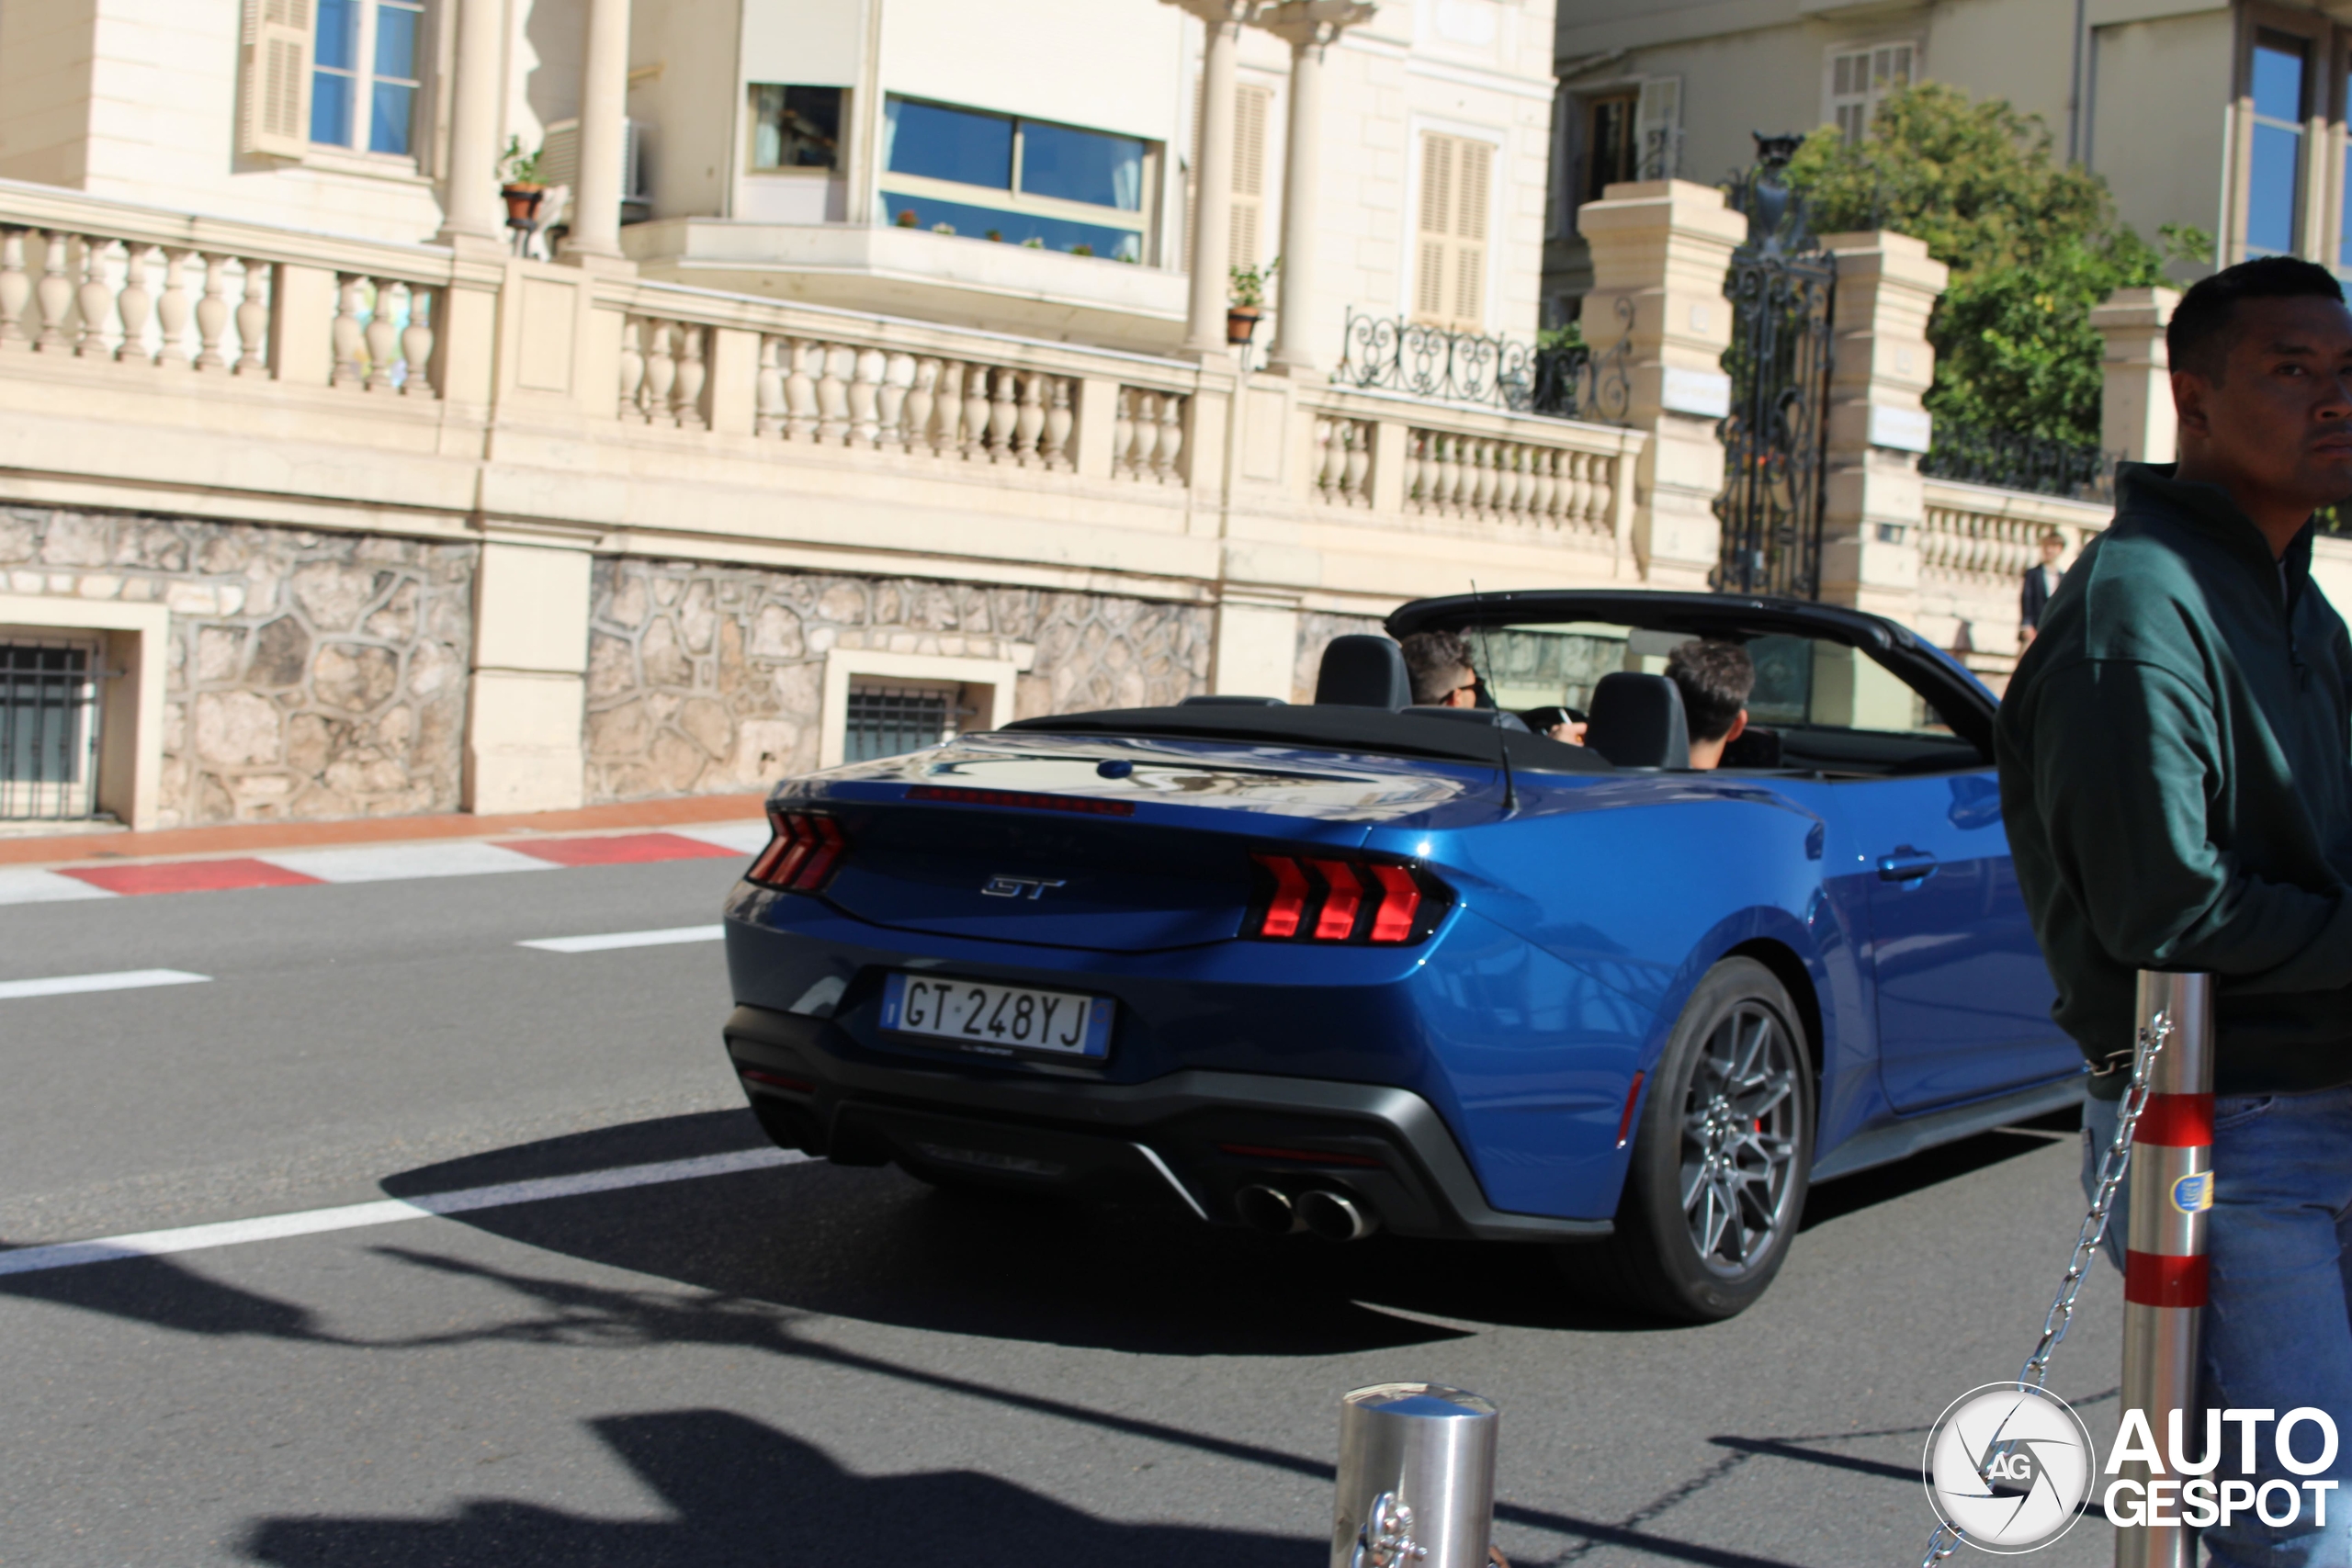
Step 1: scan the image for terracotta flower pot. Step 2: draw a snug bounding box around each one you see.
[1226,305,1263,345]
[501,184,546,225]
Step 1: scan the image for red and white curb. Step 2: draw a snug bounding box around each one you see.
[0,822,769,907]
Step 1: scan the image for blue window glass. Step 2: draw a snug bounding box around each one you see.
[316,0,359,69]
[368,1,420,154]
[311,0,359,145]
[887,100,1013,189]
[374,2,417,81]
[370,81,414,154]
[881,191,1141,260]
[2247,37,2306,256]
[2253,39,2304,123]
[1020,121,1145,210]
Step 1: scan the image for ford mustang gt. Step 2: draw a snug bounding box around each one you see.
[717,589,2078,1320]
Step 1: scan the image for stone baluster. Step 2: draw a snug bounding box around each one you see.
[1440,434,1468,513]
[1560,452,1589,525]
[1135,393,1166,480]
[849,346,885,447]
[363,279,400,389]
[1153,393,1184,484]
[1343,422,1371,507]
[956,365,988,460]
[34,232,74,351]
[153,249,193,367]
[640,320,679,423]
[400,285,435,395]
[112,243,155,364]
[754,336,786,436]
[1492,443,1520,519]
[330,274,368,386]
[879,352,914,450]
[1311,416,1339,501]
[815,344,852,444]
[784,339,820,440]
[1013,372,1046,465]
[1527,447,1555,523]
[233,260,269,374]
[932,360,967,456]
[0,231,28,348]
[672,324,708,427]
[616,314,647,415]
[1510,446,1537,520]
[1113,389,1136,479]
[1587,455,1614,532]
[1472,440,1499,518]
[986,367,1019,462]
[1042,378,1073,470]
[75,236,118,357]
[905,358,942,455]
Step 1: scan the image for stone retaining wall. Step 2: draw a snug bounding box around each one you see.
[0,508,474,826]
[583,558,1214,803]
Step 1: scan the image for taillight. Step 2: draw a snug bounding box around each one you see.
[747,809,849,892]
[1248,853,1446,945]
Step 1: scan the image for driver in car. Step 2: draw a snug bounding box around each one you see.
[1398,630,1479,707]
[1666,639,1753,771]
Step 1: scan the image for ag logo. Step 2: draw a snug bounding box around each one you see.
[1922,1384,2095,1553]
[2171,1171,2213,1213]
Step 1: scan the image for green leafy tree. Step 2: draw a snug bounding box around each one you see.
[1781,82,2205,445]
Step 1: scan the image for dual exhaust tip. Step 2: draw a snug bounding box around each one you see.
[1236,1183,1378,1242]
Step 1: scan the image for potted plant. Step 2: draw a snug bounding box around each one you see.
[1227,257,1280,344]
[498,136,546,225]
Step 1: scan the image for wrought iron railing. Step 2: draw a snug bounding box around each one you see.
[1918,422,2114,502]
[1331,307,1633,423]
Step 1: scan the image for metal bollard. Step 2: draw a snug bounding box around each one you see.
[1333,1382,1498,1568]
[2114,971,2215,1568]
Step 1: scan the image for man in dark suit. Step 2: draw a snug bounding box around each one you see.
[2018,528,2066,646]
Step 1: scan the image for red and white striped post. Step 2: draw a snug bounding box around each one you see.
[2114,971,2215,1568]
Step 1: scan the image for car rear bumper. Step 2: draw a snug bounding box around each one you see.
[722,1002,1611,1244]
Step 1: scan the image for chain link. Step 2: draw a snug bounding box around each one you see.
[1913,1011,2171,1566]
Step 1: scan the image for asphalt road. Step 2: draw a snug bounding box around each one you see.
[1,859,2123,1567]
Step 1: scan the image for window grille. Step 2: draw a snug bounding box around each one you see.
[844,682,967,763]
[1,639,102,821]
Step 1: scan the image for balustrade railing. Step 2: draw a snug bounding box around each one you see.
[331,273,437,395]
[620,313,712,427]
[1402,429,1617,534]
[1918,421,2112,502]
[740,330,1084,469]
[1112,387,1184,483]
[1332,306,1633,423]
[1311,414,1375,507]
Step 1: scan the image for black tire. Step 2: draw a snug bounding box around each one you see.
[1580,956,1815,1323]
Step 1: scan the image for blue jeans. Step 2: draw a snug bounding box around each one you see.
[2085,1084,2352,1567]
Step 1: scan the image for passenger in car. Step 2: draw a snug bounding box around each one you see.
[1666,639,1754,770]
[1398,630,1480,708]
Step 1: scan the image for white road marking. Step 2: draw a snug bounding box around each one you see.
[261,840,558,884]
[0,968,210,1001]
[517,923,726,953]
[0,1146,810,1277]
[673,821,773,855]
[0,867,116,906]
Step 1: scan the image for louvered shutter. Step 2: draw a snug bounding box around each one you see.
[240,0,315,157]
[1415,132,1491,331]
[1415,131,1455,322]
[1230,85,1271,272]
[1451,138,1490,326]
[1635,76,1680,178]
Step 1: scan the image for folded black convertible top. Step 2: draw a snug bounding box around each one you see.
[1001,705,1617,772]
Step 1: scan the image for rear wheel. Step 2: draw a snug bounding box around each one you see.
[1581,957,1814,1323]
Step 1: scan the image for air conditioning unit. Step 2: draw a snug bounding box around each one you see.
[539,117,650,216]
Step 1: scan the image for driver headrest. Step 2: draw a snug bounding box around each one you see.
[1585,672,1690,769]
[1314,635,1411,709]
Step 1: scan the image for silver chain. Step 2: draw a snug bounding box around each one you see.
[1915,1010,2170,1565]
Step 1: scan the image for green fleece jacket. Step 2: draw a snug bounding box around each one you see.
[1996,463,2352,1098]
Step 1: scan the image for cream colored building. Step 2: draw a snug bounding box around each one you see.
[0,0,1686,831]
[1544,0,2351,318]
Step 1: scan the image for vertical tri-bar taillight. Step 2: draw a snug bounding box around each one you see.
[1248,853,1445,945]
[747,809,848,892]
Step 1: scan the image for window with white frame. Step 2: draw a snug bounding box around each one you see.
[1826,42,1916,142]
[879,96,1159,262]
[237,0,429,162]
[2248,30,2310,257]
[1415,131,1494,332]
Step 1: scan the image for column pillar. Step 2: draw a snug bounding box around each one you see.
[1575,179,1746,589]
[2092,286,2180,465]
[435,0,505,249]
[1815,231,1948,620]
[1165,0,1252,363]
[1261,0,1373,377]
[465,541,594,813]
[563,0,632,267]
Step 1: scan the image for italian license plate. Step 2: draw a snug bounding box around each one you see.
[879,973,1114,1060]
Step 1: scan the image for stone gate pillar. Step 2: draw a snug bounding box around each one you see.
[2093,286,2179,466]
[1817,231,1947,619]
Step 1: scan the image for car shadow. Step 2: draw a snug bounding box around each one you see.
[242,1406,1317,1568]
[1799,1106,2080,1232]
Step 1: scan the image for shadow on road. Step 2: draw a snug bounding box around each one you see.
[242,1406,1316,1568]
[1799,1105,2080,1233]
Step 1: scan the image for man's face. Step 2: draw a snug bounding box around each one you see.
[2177,296,2352,509]
[2039,538,2064,565]
[1441,668,1478,708]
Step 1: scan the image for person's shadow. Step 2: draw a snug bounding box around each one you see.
[243,1406,1313,1568]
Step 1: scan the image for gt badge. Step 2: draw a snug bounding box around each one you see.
[981,874,1066,900]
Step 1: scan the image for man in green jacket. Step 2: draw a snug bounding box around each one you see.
[1997,255,2352,1565]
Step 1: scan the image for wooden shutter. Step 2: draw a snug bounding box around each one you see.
[1635,76,1680,178]
[1231,84,1271,271]
[1416,132,1490,331]
[240,0,315,157]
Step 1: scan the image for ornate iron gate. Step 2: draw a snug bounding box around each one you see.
[1714,135,1835,598]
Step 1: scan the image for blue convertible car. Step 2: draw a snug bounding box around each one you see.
[718,589,2081,1320]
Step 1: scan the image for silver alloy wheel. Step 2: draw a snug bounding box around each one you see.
[1677,999,1801,1275]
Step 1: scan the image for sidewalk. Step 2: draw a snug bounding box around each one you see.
[0,794,772,906]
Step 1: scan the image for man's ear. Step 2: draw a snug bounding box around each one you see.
[1724,709,1748,744]
[2172,367,2211,438]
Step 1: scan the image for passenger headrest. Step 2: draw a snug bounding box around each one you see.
[1314,635,1411,709]
[1585,672,1690,769]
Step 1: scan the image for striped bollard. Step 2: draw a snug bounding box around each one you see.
[2114,971,2214,1568]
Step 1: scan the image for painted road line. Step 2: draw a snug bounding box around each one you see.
[516,923,727,953]
[673,820,773,856]
[0,968,211,1002]
[0,1147,809,1278]
[0,867,118,905]
[260,840,559,884]
[61,858,324,897]
[499,832,743,867]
